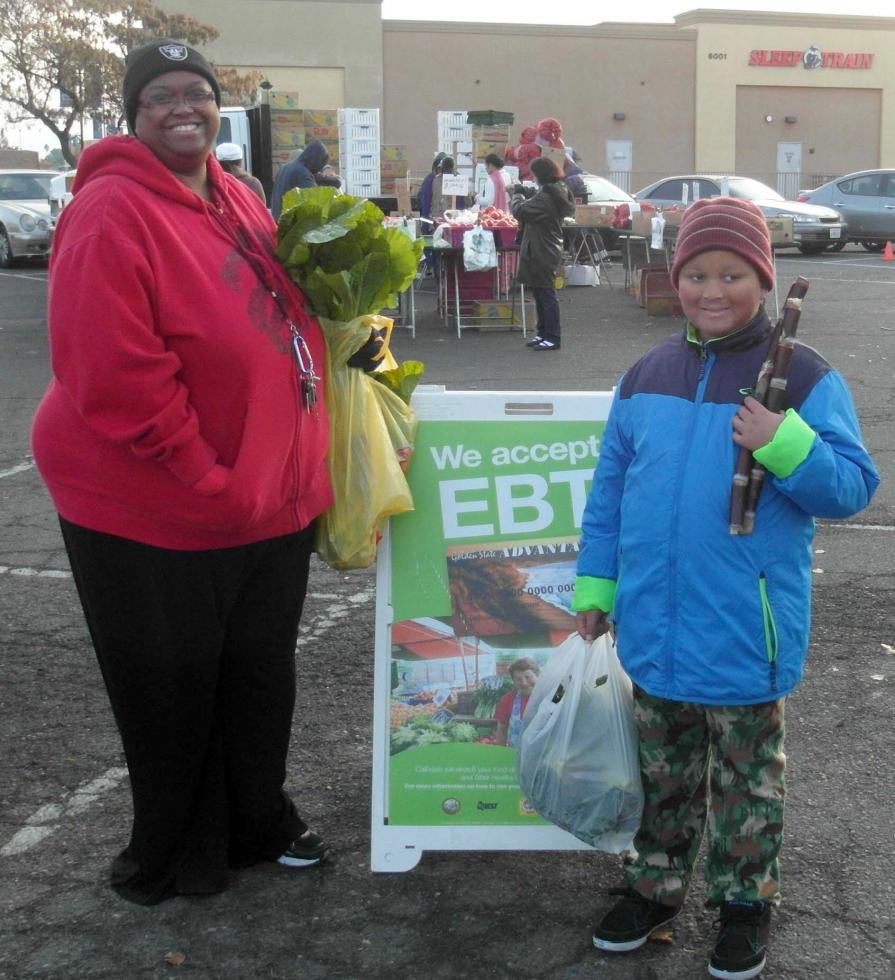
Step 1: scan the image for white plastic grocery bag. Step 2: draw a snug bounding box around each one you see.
[462,226,498,271]
[517,632,643,853]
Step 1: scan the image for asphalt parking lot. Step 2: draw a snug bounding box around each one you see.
[0,245,892,980]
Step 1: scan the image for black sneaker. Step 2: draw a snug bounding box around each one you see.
[525,335,544,347]
[592,886,680,952]
[709,900,771,979]
[276,829,329,868]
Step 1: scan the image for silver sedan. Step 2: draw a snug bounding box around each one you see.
[798,170,895,252]
[0,170,62,268]
[633,174,847,255]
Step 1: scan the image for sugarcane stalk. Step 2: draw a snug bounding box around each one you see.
[730,276,809,535]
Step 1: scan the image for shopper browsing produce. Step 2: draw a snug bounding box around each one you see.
[572,197,879,979]
[511,156,575,352]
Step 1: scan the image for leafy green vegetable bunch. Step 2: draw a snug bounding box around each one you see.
[389,718,482,755]
[276,186,424,322]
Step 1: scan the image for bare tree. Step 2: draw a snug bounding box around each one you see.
[0,0,260,166]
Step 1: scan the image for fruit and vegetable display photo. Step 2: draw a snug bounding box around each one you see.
[387,543,579,826]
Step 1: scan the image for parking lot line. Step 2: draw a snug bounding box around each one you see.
[1,767,129,857]
[0,460,35,480]
[0,270,48,282]
[0,566,71,578]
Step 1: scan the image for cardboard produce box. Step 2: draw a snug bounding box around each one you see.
[632,208,687,239]
[264,91,302,109]
[303,109,339,140]
[765,215,794,244]
[636,267,683,316]
[660,207,686,229]
[630,209,659,238]
[474,140,508,160]
[472,124,511,142]
[473,300,534,328]
[271,125,306,148]
[271,148,297,167]
[574,203,621,228]
[633,263,669,302]
[381,144,408,162]
[381,159,411,178]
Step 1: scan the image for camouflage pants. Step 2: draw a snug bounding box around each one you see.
[625,688,786,909]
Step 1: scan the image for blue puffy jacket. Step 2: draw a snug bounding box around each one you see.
[575,312,879,705]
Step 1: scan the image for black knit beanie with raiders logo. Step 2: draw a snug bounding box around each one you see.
[123,38,221,132]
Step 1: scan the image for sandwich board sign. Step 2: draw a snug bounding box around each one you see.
[371,387,613,870]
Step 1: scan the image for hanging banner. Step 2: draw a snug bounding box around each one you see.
[371,388,613,871]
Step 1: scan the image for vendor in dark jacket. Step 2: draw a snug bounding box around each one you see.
[512,156,576,352]
[270,139,329,218]
[418,151,447,221]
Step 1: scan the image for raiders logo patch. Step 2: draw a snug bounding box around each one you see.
[159,43,188,61]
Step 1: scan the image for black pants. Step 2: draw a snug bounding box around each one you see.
[532,286,561,343]
[60,518,314,904]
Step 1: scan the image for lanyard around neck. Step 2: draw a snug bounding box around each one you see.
[208,202,319,414]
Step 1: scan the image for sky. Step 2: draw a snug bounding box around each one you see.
[380,1,895,25]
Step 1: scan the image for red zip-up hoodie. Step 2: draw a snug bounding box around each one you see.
[32,136,332,550]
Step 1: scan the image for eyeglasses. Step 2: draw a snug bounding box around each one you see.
[137,91,216,113]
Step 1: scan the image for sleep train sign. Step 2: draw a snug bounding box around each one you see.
[370,388,612,871]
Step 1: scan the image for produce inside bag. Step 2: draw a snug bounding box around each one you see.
[276,187,425,568]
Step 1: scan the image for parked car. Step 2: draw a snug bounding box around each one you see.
[576,173,635,249]
[633,174,847,255]
[798,169,895,251]
[0,169,62,267]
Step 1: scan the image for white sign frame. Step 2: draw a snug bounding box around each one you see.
[371,387,614,872]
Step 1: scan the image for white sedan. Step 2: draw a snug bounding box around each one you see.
[0,169,62,267]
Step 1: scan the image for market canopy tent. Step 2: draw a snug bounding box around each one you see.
[391,619,479,660]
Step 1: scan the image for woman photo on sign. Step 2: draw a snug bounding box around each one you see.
[493,658,541,748]
[31,38,352,905]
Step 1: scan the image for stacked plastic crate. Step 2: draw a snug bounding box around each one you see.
[337,108,380,198]
[437,109,474,188]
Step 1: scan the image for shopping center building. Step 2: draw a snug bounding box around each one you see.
[163,1,895,193]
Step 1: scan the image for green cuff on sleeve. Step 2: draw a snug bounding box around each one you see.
[752,408,816,479]
[571,575,616,613]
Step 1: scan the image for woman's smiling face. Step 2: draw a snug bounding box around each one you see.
[676,249,766,340]
[133,70,219,175]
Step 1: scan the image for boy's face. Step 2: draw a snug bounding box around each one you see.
[676,249,766,339]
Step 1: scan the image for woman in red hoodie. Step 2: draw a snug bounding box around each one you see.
[31,39,334,904]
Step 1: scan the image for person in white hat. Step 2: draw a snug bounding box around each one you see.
[215,141,266,205]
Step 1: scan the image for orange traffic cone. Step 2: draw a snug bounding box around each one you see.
[884,241,895,261]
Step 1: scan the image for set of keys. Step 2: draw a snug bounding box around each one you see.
[291,331,320,415]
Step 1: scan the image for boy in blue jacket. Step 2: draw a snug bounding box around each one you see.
[573,197,879,980]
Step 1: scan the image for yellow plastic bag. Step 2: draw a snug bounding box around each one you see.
[315,314,417,569]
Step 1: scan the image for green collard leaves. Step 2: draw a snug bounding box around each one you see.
[371,359,426,406]
[276,186,424,321]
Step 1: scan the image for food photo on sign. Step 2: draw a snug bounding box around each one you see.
[386,538,581,826]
